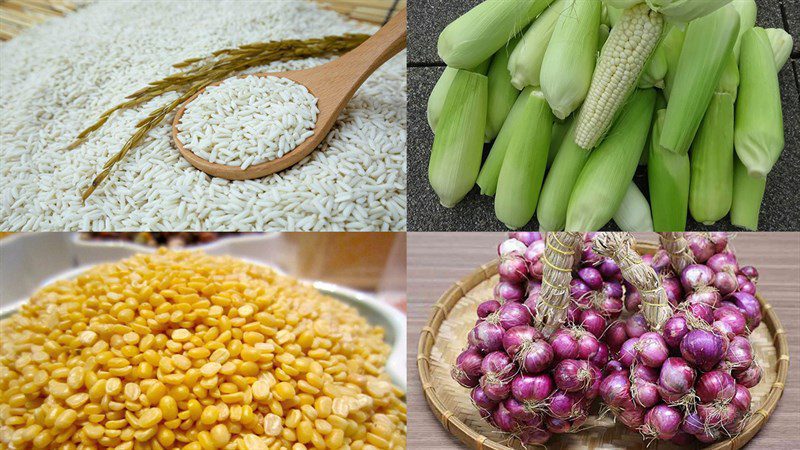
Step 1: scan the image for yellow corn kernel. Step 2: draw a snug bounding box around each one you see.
[200,405,219,425]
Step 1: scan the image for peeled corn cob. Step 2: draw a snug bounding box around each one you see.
[495,88,553,229]
[540,0,602,119]
[659,4,740,154]
[567,88,657,231]
[648,109,690,231]
[428,70,488,208]
[438,0,555,70]
[574,3,663,150]
[735,27,784,178]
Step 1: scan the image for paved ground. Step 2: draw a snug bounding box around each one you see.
[407,0,800,231]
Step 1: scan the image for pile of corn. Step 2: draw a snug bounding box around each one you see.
[427,0,792,232]
[0,250,406,449]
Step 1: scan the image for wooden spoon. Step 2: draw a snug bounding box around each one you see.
[172,8,407,180]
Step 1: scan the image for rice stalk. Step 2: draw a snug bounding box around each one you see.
[73,34,369,199]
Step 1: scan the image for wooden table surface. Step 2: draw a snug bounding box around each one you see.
[407,232,800,449]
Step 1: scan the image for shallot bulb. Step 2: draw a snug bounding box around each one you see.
[707,252,739,274]
[578,267,603,290]
[494,281,525,302]
[680,329,726,372]
[680,411,705,436]
[662,276,683,307]
[618,404,646,429]
[547,390,586,419]
[681,264,715,292]
[578,309,606,340]
[740,265,759,283]
[695,370,736,404]
[734,362,763,388]
[590,343,609,369]
[729,292,762,329]
[598,258,622,281]
[570,279,593,305]
[549,329,579,361]
[709,232,729,253]
[625,285,641,312]
[723,335,754,374]
[469,321,504,353]
[685,287,721,308]
[619,338,639,367]
[625,313,648,338]
[502,325,542,358]
[712,304,748,338]
[731,384,752,413]
[471,386,498,412]
[497,302,532,330]
[636,332,669,368]
[511,373,554,407]
[452,347,483,387]
[642,404,682,440]
[697,402,737,429]
[481,352,515,381]
[632,379,660,408]
[605,321,628,353]
[518,427,551,445]
[553,359,598,393]
[683,301,714,325]
[713,271,739,296]
[662,315,689,350]
[524,240,546,280]
[650,249,671,274]
[598,295,624,320]
[477,300,501,319]
[498,238,527,257]
[658,357,696,403]
[503,398,533,422]
[520,340,554,374]
[509,232,541,246]
[498,255,528,283]
[737,278,757,295]
[491,402,517,432]
[687,234,715,263]
[599,370,632,407]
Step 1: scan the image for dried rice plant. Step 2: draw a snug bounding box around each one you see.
[535,232,583,337]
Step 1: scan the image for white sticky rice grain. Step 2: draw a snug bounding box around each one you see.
[0,0,406,231]
[178,76,318,168]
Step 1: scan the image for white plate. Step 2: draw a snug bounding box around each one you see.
[0,241,406,390]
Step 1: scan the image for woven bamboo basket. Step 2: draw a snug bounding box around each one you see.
[417,241,789,450]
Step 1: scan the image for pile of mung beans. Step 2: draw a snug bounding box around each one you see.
[0,250,406,449]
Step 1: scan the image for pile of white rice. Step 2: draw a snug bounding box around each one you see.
[177,76,319,169]
[0,0,406,231]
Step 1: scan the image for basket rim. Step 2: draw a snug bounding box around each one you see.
[417,241,790,450]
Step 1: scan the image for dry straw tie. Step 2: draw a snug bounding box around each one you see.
[658,232,695,274]
[535,232,583,337]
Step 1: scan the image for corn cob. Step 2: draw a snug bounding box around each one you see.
[659,4,739,154]
[647,0,735,23]
[735,27,784,178]
[428,70,488,208]
[438,0,555,69]
[730,157,766,230]
[660,24,685,99]
[486,35,523,142]
[540,0,602,119]
[508,0,567,90]
[574,3,663,150]
[495,88,554,229]
[548,118,572,167]
[765,28,794,71]
[476,89,528,196]
[688,70,736,224]
[537,121,590,231]
[567,88,657,231]
[613,183,654,232]
[427,60,490,133]
[648,109,690,231]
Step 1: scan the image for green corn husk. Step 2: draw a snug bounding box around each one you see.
[599,23,611,47]
[660,4,739,154]
[606,0,644,9]
[540,0,602,119]
[613,183,654,231]
[648,110,690,231]
[689,88,736,225]
[566,88,657,231]
[537,122,591,231]
[646,0,734,23]
[765,28,794,70]
[508,0,567,90]
[476,88,528,196]
[735,27,784,178]
[548,118,572,167]
[427,60,491,132]
[428,70,488,208]
[731,0,757,57]
[439,0,555,69]
[495,88,554,229]
[486,35,524,141]
[731,156,766,230]
[661,24,686,99]
[639,43,668,89]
